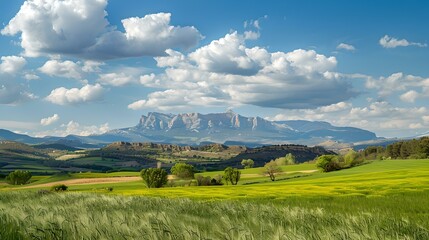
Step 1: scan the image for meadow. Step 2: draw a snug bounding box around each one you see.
[0,160,428,239]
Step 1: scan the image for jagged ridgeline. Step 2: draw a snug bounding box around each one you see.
[106,111,378,145]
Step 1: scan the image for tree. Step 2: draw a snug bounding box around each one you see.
[5,170,32,185]
[275,153,296,165]
[140,168,168,188]
[241,159,254,169]
[316,155,341,172]
[262,160,282,181]
[223,167,241,185]
[171,163,194,179]
[344,149,360,167]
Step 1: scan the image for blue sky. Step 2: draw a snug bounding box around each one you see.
[1,0,428,138]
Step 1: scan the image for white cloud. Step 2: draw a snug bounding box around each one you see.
[0,56,26,74]
[62,121,109,136]
[45,84,104,105]
[2,1,201,59]
[82,60,104,73]
[270,100,429,137]
[98,72,134,86]
[24,73,40,80]
[379,35,427,48]
[131,32,354,110]
[244,31,260,40]
[40,114,60,126]
[400,90,419,103]
[336,43,355,51]
[365,72,429,101]
[39,60,82,79]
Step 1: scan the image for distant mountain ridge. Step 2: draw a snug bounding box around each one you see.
[104,111,378,145]
[0,111,380,147]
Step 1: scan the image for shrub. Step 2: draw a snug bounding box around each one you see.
[316,155,341,172]
[140,168,168,188]
[171,163,195,179]
[5,170,32,185]
[275,153,296,166]
[241,159,254,169]
[211,175,223,185]
[195,175,212,186]
[51,184,68,192]
[223,167,241,185]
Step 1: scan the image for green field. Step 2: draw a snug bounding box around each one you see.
[0,159,428,239]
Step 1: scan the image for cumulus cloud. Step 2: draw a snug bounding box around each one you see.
[270,100,429,137]
[336,43,355,51]
[24,73,40,80]
[40,114,60,126]
[130,32,355,110]
[97,67,143,86]
[0,56,26,74]
[365,72,429,100]
[36,121,110,137]
[400,90,419,103]
[39,60,82,79]
[45,84,104,105]
[62,121,109,136]
[379,35,427,48]
[1,0,202,59]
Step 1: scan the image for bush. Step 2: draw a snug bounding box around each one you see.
[316,155,341,172]
[241,159,254,169]
[51,184,68,192]
[224,167,241,185]
[5,170,32,185]
[140,168,168,188]
[195,175,212,186]
[171,163,194,179]
[275,153,296,166]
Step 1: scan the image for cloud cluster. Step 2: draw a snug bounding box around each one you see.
[379,35,427,48]
[270,100,429,137]
[130,32,355,110]
[45,84,104,105]
[40,114,60,126]
[365,72,429,102]
[62,121,109,136]
[1,0,202,59]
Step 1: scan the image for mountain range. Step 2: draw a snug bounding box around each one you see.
[0,111,380,147]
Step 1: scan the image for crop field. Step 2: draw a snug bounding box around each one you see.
[0,160,428,239]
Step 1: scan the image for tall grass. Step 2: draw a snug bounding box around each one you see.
[0,191,428,239]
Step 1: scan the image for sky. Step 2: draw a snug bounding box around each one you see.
[0,0,429,138]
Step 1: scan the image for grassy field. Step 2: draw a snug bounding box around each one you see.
[0,159,428,239]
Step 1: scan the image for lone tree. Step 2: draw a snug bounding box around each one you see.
[171,163,194,179]
[262,160,282,181]
[316,155,341,172]
[140,168,168,188]
[6,170,32,185]
[223,167,241,185]
[241,159,254,169]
